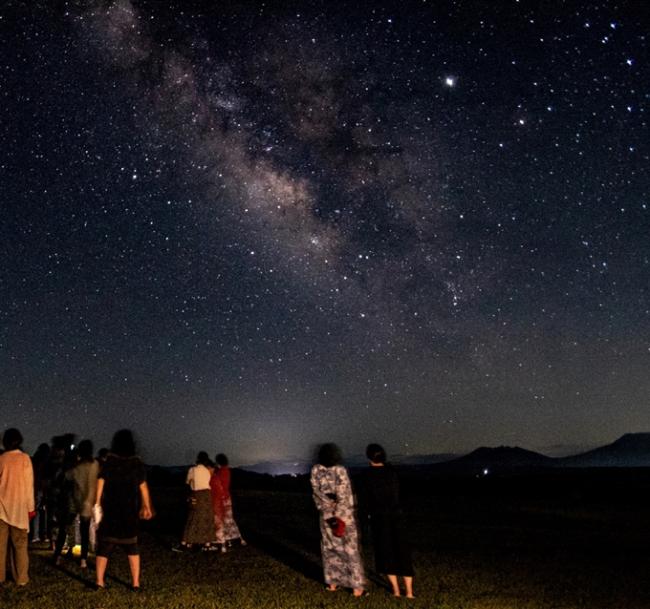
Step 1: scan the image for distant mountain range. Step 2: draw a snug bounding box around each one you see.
[239,433,650,475]
[559,433,650,468]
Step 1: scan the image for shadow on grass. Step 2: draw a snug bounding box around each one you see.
[33,554,95,590]
[246,529,391,594]
[245,529,323,584]
[34,553,134,591]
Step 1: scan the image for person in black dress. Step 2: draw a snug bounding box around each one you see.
[94,430,153,590]
[362,443,414,598]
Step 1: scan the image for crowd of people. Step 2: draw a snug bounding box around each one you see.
[0,428,414,598]
[0,428,154,590]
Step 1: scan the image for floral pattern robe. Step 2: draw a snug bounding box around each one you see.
[310,464,365,590]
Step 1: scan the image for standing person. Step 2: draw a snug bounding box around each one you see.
[43,437,66,546]
[30,443,50,544]
[94,429,153,591]
[71,439,99,569]
[52,446,78,565]
[210,453,246,552]
[0,428,35,587]
[176,451,216,552]
[361,443,414,599]
[310,443,366,596]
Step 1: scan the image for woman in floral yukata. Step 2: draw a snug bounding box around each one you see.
[310,443,366,596]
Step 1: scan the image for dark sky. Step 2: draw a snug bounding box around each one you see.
[1,1,648,466]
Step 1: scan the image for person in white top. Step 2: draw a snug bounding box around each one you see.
[174,452,216,551]
[0,428,35,586]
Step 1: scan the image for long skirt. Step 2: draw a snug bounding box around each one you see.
[183,490,216,545]
[215,498,243,543]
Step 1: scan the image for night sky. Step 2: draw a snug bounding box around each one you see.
[1,1,648,466]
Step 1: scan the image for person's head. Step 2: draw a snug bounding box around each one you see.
[2,428,23,451]
[366,443,387,465]
[97,447,109,462]
[50,435,67,459]
[317,443,342,467]
[77,439,94,462]
[110,429,136,457]
[196,451,211,466]
[33,442,50,460]
[215,453,229,467]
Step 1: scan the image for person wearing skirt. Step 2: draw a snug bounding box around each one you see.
[180,452,216,551]
[210,454,245,552]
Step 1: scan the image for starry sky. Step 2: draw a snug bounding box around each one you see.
[1,1,648,466]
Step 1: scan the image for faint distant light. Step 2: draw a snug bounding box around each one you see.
[626,58,634,66]
[483,468,489,476]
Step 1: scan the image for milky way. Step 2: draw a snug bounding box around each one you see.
[1,1,648,465]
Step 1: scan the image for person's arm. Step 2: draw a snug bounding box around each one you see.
[139,481,153,520]
[310,467,335,515]
[95,477,105,506]
[88,461,99,507]
[26,456,36,515]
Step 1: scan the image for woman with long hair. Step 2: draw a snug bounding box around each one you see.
[94,429,153,590]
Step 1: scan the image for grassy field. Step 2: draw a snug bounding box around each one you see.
[2,470,650,608]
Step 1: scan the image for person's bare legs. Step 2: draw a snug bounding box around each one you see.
[95,556,108,587]
[387,574,400,596]
[404,576,414,598]
[128,554,140,588]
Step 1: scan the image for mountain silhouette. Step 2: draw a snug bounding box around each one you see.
[433,445,554,474]
[236,433,650,476]
[559,433,650,467]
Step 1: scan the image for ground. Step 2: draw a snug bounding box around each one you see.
[2,469,649,608]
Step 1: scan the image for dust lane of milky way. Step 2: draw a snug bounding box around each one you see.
[0,1,648,465]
